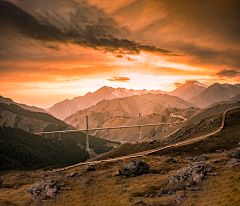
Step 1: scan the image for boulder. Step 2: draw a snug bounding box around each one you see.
[212,157,223,163]
[66,172,78,178]
[107,173,112,178]
[226,149,240,159]
[119,159,150,176]
[84,164,96,171]
[27,179,62,200]
[185,157,193,160]
[168,163,208,183]
[237,142,240,148]
[226,158,240,168]
[0,178,3,188]
[193,156,206,162]
[162,157,174,163]
[174,195,185,204]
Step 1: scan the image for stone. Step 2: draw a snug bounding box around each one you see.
[226,158,240,168]
[226,149,240,159]
[193,156,206,162]
[119,159,150,176]
[237,142,240,148]
[107,173,112,178]
[26,179,63,201]
[157,193,163,197]
[122,188,127,193]
[14,186,22,189]
[134,200,143,205]
[66,172,78,178]
[0,178,3,188]
[186,187,201,191]
[85,164,96,171]
[168,191,176,195]
[162,157,174,163]
[212,157,223,163]
[174,195,185,204]
[168,163,209,183]
[185,157,193,160]
[215,149,224,153]
[160,171,168,175]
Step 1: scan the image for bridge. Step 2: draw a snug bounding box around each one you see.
[34,113,186,156]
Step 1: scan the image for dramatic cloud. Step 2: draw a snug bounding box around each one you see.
[107,77,131,82]
[0,0,176,57]
[216,69,240,78]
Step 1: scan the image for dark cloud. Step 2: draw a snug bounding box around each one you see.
[107,77,131,82]
[216,69,240,77]
[126,57,136,61]
[0,0,176,57]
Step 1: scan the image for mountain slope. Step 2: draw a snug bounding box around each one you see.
[190,83,240,108]
[0,103,71,133]
[64,93,195,142]
[169,81,208,101]
[47,86,164,120]
[0,95,47,113]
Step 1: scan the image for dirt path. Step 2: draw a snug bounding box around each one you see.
[50,107,240,172]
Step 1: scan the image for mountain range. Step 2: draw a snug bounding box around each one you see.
[47,81,240,121]
[47,86,164,120]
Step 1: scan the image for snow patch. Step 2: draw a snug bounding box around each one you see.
[194,81,208,88]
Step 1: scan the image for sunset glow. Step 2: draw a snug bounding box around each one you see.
[1,0,240,108]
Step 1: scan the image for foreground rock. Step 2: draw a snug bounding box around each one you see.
[119,159,150,176]
[27,179,64,201]
[226,149,240,159]
[226,158,240,168]
[168,163,209,183]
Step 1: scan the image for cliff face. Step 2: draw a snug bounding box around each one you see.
[0,109,49,133]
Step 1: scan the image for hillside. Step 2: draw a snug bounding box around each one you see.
[0,127,89,170]
[169,80,208,101]
[0,103,71,133]
[1,108,240,206]
[64,93,195,131]
[190,83,240,108]
[0,95,47,113]
[91,107,195,142]
[47,86,164,120]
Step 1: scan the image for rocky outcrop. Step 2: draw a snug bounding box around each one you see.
[119,159,150,176]
[168,163,209,183]
[27,179,64,201]
[193,156,206,162]
[84,164,96,171]
[212,157,223,163]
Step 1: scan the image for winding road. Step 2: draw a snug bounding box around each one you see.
[50,106,240,172]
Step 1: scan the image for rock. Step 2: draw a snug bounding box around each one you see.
[212,157,223,163]
[174,195,185,204]
[85,164,96,171]
[26,179,63,201]
[185,157,193,160]
[107,173,112,178]
[226,149,240,159]
[14,186,22,189]
[0,178,3,188]
[117,163,122,166]
[66,172,78,178]
[208,172,218,176]
[237,142,240,148]
[186,187,201,191]
[119,159,150,176]
[162,157,174,163]
[226,158,240,168]
[215,149,224,153]
[168,163,209,183]
[193,156,206,162]
[168,191,176,195]
[160,171,168,175]
[149,194,154,198]
[157,193,163,197]
[122,188,127,193]
[134,200,143,205]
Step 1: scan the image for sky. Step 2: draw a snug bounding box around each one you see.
[0,0,240,108]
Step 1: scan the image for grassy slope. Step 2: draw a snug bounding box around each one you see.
[1,110,240,205]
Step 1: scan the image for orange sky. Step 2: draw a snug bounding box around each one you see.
[0,0,240,108]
